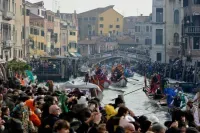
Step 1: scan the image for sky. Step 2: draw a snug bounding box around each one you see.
[28,0,152,17]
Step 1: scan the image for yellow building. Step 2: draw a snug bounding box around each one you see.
[78,5,124,39]
[54,16,61,55]
[29,13,46,57]
[68,29,78,53]
[98,7,123,35]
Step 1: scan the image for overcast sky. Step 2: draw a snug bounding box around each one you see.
[28,0,152,17]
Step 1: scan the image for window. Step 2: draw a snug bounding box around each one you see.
[52,17,54,22]
[136,37,139,43]
[100,17,104,21]
[146,26,149,32]
[156,53,162,62]
[109,31,112,34]
[41,30,45,36]
[31,40,34,49]
[193,37,200,49]
[26,9,30,16]
[117,18,119,21]
[194,0,200,4]
[42,11,45,16]
[92,17,96,20]
[174,33,179,45]
[109,25,113,28]
[99,24,104,28]
[38,42,40,49]
[156,8,163,22]
[30,28,33,34]
[48,16,51,21]
[41,43,44,50]
[150,26,152,32]
[145,38,152,45]
[38,9,40,15]
[116,25,120,28]
[22,26,24,39]
[174,10,179,24]
[12,0,14,12]
[183,0,189,7]
[156,29,163,44]
[100,30,102,35]
[70,31,76,36]
[34,29,38,35]
[84,17,88,21]
[135,26,140,32]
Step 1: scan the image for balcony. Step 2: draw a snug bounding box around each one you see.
[3,11,14,21]
[3,40,13,49]
[184,26,200,34]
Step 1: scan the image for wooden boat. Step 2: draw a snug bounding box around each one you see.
[90,75,111,90]
[143,86,168,111]
[111,77,127,87]
[59,80,103,101]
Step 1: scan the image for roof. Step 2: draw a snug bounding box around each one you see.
[30,13,44,19]
[78,5,115,17]
[78,39,97,45]
[118,39,136,45]
[33,1,44,7]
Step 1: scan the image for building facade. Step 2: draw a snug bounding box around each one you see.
[60,12,78,56]
[151,0,166,63]
[78,5,123,40]
[183,0,200,63]
[29,13,46,57]
[0,0,29,61]
[165,0,183,62]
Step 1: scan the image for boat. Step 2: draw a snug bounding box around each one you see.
[59,80,103,101]
[90,74,111,90]
[110,64,128,87]
[143,86,168,111]
[111,77,127,87]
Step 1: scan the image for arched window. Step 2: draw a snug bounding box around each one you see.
[136,37,139,43]
[174,10,179,24]
[174,33,179,45]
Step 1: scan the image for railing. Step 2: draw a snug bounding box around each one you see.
[86,50,149,62]
[185,26,200,34]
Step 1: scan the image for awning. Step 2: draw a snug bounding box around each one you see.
[69,52,77,57]
[75,52,82,57]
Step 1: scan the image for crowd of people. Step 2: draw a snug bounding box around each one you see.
[134,60,200,84]
[0,70,199,133]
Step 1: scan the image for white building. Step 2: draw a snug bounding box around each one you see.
[151,0,183,63]
[165,0,183,62]
[25,1,46,18]
[151,0,166,63]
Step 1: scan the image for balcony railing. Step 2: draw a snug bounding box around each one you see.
[185,26,200,34]
[3,11,14,21]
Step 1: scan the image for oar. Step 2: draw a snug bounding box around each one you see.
[111,87,144,101]
[128,77,139,81]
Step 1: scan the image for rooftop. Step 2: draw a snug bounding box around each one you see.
[78,5,115,17]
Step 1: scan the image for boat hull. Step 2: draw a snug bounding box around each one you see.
[111,78,127,87]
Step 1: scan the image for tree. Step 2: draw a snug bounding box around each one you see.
[7,59,31,74]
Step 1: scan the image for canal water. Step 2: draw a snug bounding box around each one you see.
[56,73,170,124]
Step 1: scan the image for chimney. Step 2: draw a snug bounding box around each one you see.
[74,10,76,14]
[141,14,143,16]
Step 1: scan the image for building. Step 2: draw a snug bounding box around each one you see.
[151,0,166,63]
[78,39,98,56]
[78,5,123,40]
[183,0,200,63]
[29,13,46,57]
[54,14,61,55]
[123,15,152,49]
[0,0,29,61]
[59,11,78,56]
[165,0,183,62]
[26,1,46,18]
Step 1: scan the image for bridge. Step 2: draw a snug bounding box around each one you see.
[83,50,150,67]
